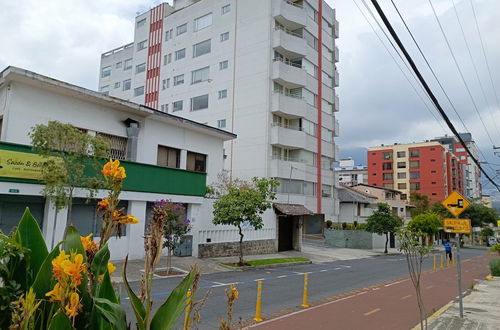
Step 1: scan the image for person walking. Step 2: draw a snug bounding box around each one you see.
[444,239,452,262]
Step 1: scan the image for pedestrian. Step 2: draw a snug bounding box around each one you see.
[444,239,452,262]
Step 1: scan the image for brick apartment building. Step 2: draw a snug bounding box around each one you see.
[367,141,463,202]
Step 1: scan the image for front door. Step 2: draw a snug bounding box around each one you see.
[278,217,294,251]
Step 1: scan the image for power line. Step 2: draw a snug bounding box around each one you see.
[369,0,500,192]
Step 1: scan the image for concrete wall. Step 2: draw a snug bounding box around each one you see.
[198,239,276,258]
[325,229,373,249]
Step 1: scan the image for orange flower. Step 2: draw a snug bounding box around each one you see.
[112,210,139,225]
[64,292,81,318]
[45,283,63,302]
[101,159,126,181]
[80,234,97,253]
[97,198,110,211]
[61,253,86,286]
[51,250,69,279]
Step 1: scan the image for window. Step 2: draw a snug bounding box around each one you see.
[160,104,168,112]
[114,81,121,89]
[193,39,211,57]
[304,1,318,21]
[219,60,229,70]
[164,53,172,65]
[430,147,436,151]
[322,184,332,197]
[303,29,317,50]
[157,146,180,168]
[162,78,170,90]
[431,170,437,173]
[97,132,128,160]
[123,59,132,71]
[322,44,333,62]
[134,86,144,97]
[383,183,394,189]
[397,172,406,179]
[322,71,333,88]
[175,48,186,60]
[303,59,317,78]
[173,100,183,112]
[401,194,407,200]
[100,85,109,95]
[187,152,206,172]
[220,32,229,42]
[123,79,131,91]
[218,89,228,99]
[431,159,436,162]
[165,29,173,41]
[101,66,111,78]
[217,119,226,128]
[136,63,146,74]
[409,160,420,169]
[431,182,436,184]
[410,182,420,191]
[397,183,407,189]
[194,13,212,31]
[455,147,465,152]
[137,40,148,51]
[397,151,406,158]
[191,66,210,84]
[302,89,317,106]
[382,152,392,160]
[176,23,187,36]
[191,94,209,111]
[383,173,393,181]
[115,62,122,69]
[410,172,420,179]
[382,163,393,170]
[221,4,230,14]
[173,74,184,86]
[137,18,147,28]
[397,162,406,169]
[409,149,420,158]
[432,193,437,196]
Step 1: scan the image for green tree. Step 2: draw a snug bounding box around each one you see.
[212,177,279,266]
[410,193,430,216]
[430,202,452,219]
[408,213,442,236]
[365,203,402,254]
[461,203,497,227]
[480,227,494,244]
[30,121,110,228]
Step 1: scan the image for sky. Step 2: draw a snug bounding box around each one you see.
[0,0,499,197]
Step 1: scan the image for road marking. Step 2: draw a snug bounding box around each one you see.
[400,295,412,300]
[320,269,328,272]
[372,288,380,291]
[384,279,408,287]
[364,308,381,316]
[356,291,367,296]
[277,275,287,278]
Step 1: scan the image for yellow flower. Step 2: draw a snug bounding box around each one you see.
[51,250,69,279]
[80,234,97,253]
[61,253,85,286]
[107,262,116,275]
[231,287,239,300]
[101,159,126,181]
[45,283,63,302]
[97,198,110,211]
[64,292,81,318]
[112,211,139,225]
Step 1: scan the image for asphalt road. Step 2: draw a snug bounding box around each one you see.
[120,247,486,329]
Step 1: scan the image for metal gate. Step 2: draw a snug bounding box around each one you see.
[173,235,192,256]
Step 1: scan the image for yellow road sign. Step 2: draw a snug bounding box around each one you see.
[497,220,500,227]
[442,191,470,217]
[443,219,471,234]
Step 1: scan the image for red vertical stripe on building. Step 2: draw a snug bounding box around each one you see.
[145,4,164,109]
[316,1,323,214]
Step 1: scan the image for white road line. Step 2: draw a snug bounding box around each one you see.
[356,291,367,296]
[254,278,265,282]
[277,275,288,278]
[212,281,226,285]
[384,279,409,287]
[320,269,328,272]
[334,267,342,270]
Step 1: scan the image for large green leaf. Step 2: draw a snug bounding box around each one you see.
[150,269,196,330]
[96,271,118,304]
[91,243,110,283]
[32,242,61,299]
[62,225,86,260]
[16,208,48,284]
[48,311,73,330]
[122,256,146,329]
[94,297,127,330]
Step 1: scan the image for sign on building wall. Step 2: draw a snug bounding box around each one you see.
[0,150,49,180]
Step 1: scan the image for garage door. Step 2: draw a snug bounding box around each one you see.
[0,194,45,235]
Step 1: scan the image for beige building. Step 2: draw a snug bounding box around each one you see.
[481,195,493,208]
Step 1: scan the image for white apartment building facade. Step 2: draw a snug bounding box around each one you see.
[336,157,368,186]
[99,0,341,222]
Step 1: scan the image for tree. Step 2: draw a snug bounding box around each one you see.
[365,203,402,254]
[407,213,442,237]
[430,202,452,219]
[30,121,110,218]
[410,193,430,216]
[461,203,497,227]
[212,177,279,266]
[480,227,494,245]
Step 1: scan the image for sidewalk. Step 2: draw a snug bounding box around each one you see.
[427,276,500,330]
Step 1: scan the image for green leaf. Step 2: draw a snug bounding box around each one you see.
[62,226,86,259]
[94,297,127,330]
[150,269,196,330]
[48,311,73,330]
[32,242,62,299]
[122,256,146,329]
[91,243,110,283]
[96,271,118,304]
[16,208,48,283]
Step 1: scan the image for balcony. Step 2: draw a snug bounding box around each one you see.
[334,94,339,112]
[334,19,339,39]
[273,26,307,58]
[270,124,316,152]
[273,1,306,30]
[269,157,308,181]
[271,91,307,118]
[334,69,339,87]
[334,46,339,63]
[334,119,339,137]
[334,144,340,161]
[272,58,306,88]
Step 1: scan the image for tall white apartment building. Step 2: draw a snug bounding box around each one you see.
[99,0,340,221]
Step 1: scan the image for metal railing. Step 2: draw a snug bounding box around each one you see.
[284,0,304,8]
[101,43,134,57]
[273,57,304,69]
[274,24,303,38]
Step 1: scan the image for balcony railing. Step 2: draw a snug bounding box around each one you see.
[273,89,303,100]
[274,24,303,39]
[284,0,303,8]
[273,57,304,69]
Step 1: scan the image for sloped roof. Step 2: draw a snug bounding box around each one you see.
[274,203,314,216]
[338,186,377,204]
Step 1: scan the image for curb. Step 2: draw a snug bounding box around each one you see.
[219,260,312,271]
[410,301,454,330]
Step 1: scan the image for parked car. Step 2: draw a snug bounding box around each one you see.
[488,237,499,247]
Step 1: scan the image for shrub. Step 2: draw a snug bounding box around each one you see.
[353,221,358,229]
[325,220,333,229]
[490,259,500,276]
[342,222,347,230]
[490,243,500,254]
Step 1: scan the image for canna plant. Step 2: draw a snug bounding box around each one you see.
[0,159,197,329]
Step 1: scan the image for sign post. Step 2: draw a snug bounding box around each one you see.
[442,191,471,319]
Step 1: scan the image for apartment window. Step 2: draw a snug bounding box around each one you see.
[174,48,186,61]
[372,163,376,166]
[191,94,209,111]
[123,79,131,91]
[397,183,407,190]
[137,18,147,28]
[410,171,420,179]
[115,62,122,69]
[114,82,121,89]
[218,89,228,99]
[194,13,212,32]
[221,4,230,14]
[430,147,436,151]
[162,78,170,90]
[397,162,406,169]
[191,66,210,84]
[432,193,437,196]
[176,23,187,36]
[383,183,394,189]
[382,152,392,160]
[322,71,333,88]
[432,182,436,185]
[173,74,184,86]
[217,119,226,128]
[409,149,420,158]
[101,66,111,78]
[383,173,393,181]
[134,86,144,97]
[397,172,406,179]
[187,152,206,172]
[220,32,229,42]
[136,63,146,74]
[302,89,317,107]
[157,146,180,168]
[456,147,465,152]
[160,104,168,112]
[97,132,128,160]
[431,170,437,173]
[100,85,109,95]
[173,100,183,112]
[397,151,406,158]
[303,29,318,50]
[137,40,147,51]
[165,29,173,41]
[410,182,420,191]
[409,160,420,169]
[219,60,229,70]
[382,163,393,170]
[401,194,407,200]
[322,184,332,197]
[303,59,318,78]
[431,159,436,162]
[124,58,133,70]
[304,1,318,21]
[193,39,211,57]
